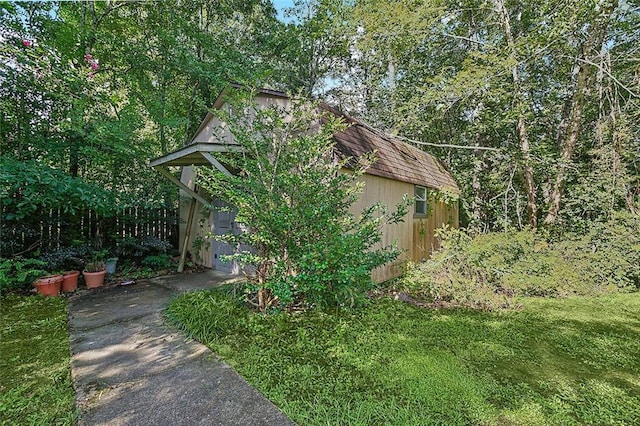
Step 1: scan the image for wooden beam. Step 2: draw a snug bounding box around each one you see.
[149,144,204,167]
[201,152,232,176]
[153,166,210,206]
[149,143,243,167]
[177,197,196,273]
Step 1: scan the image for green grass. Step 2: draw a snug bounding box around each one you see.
[0,295,76,425]
[167,289,640,425]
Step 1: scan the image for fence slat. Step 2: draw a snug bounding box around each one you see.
[2,204,179,256]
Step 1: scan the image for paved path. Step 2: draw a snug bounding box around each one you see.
[68,271,295,425]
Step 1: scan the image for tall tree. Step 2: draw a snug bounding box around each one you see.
[268,0,351,97]
[341,0,639,232]
[544,0,620,225]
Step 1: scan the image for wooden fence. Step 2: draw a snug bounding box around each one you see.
[0,206,179,257]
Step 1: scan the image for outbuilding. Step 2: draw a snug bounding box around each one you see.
[150,86,459,282]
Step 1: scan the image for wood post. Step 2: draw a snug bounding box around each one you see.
[177,197,197,273]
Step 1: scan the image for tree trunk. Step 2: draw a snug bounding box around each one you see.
[470,145,485,235]
[492,0,537,229]
[69,131,80,177]
[544,1,617,226]
[517,116,537,228]
[388,52,397,134]
[159,67,167,155]
[544,62,589,225]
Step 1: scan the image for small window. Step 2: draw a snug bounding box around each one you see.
[415,185,427,215]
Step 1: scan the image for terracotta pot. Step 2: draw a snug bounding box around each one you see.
[34,275,63,297]
[61,270,80,292]
[83,270,106,288]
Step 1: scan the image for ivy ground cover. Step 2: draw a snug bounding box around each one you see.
[168,290,640,425]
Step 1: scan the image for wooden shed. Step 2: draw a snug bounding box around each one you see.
[150,87,459,282]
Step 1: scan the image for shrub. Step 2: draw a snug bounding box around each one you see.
[0,257,48,293]
[467,230,588,297]
[116,236,172,260]
[198,94,408,311]
[400,214,640,310]
[401,227,511,310]
[141,254,174,269]
[0,158,112,221]
[555,212,640,291]
[39,246,92,271]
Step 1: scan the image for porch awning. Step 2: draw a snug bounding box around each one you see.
[149,142,240,167]
[149,142,237,273]
[149,142,235,207]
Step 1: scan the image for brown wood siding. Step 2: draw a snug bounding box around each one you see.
[348,174,459,283]
[412,199,459,263]
[348,174,413,283]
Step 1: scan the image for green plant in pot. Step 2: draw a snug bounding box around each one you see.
[83,256,107,289]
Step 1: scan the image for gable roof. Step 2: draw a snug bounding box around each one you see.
[320,103,459,193]
[150,86,459,194]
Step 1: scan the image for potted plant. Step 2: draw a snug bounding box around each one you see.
[61,270,80,292]
[34,274,63,297]
[83,261,106,288]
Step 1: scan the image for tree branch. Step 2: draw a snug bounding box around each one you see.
[442,33,486,45]
[567,55,639,98]
[359,119,500,151]
[396,135,501,151]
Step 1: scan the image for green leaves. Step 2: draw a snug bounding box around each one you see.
[341,0,640,231]
[0,158,113,220]
[401,215,640,310]
[198,94,406,310]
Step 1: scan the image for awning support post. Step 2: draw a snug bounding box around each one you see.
[178,197,197,273]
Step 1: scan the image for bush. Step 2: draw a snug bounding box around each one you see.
[0,257,48,293]
[400,214,640,309]
[401,227,513,310]
[198,95,408,311]
[0,157,112,221]
[141,254,174,269]
[38,245,93,271]
[555,212,640,291]
[116,236,172,260]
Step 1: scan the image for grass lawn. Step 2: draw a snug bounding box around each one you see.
[0,294,76,425]
[168,289,640,425]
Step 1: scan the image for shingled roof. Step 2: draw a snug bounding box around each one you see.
[151,86,459,195]
[320,104,459,194]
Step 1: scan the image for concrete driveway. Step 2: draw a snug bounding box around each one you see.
[68,270,294,425]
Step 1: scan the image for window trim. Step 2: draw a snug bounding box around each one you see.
[414,185,428,216]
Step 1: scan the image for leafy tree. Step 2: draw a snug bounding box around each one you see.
[340,0,639,232]
[197,92,409,311]
[268,0,352,97]
[0,1,283,256]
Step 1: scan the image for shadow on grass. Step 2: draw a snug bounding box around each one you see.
[168,290,640,425]
[0,294,76,425]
